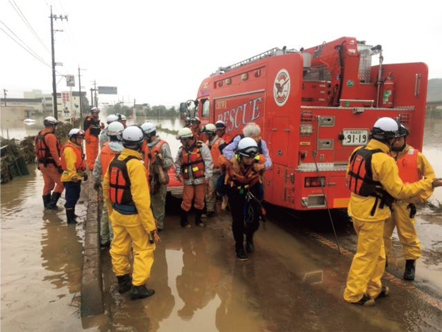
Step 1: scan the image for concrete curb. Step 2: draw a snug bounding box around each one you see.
[81,180,104,317]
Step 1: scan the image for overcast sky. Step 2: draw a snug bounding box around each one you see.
[1,0,441,107]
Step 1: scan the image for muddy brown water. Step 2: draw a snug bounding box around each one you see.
[1,117,442,331]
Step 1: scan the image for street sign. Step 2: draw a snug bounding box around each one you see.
[61,91,70,105]
[98,86,117,94]
[66,75,75,87]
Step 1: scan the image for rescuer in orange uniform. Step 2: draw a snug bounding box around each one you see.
[141,122,173,231]
[204,124,225,217]
[215,120,231,144]
[35,116,64,210]
[190,117,207,142]
[103,126,159,299]
[384,124,435,281]
[344,117,442,306]
[61,129,87,224]
[218,137,266,260]
[93,121,125,248]
[174,127,213,228]
[84,107,104,170]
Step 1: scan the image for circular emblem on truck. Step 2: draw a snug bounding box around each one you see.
[274,69,290,106]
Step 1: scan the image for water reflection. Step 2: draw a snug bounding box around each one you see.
[215,263,261,332]
[40,211,83,292]
[176,230,216,321]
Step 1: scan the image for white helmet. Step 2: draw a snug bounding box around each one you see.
[91,107,100,114]
[106,114,119,124]
[215,120,226,128]
[68,128,85,138]
[120,114,127,121]
[107,121,125,137]
[204,123,216,134]
[122,126,144,148]
[141,122,156,135]
[190,117,201,123]
[237,137,259,157]
[44,116,59,126]
[177,127,194,139]
[372,117,399,140]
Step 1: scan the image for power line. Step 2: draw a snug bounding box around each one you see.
[0,20,49,66]
[0,26,51,68]
[9,0,50,53]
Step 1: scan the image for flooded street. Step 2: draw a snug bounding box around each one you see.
[1,117,442,331]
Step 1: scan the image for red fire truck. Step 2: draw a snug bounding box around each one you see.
[180,36,428,211]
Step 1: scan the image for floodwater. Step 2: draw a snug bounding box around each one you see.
[1,117,442,331]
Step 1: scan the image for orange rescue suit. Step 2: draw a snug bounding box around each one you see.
[181,141,205,179]
[84,115,101,170]
[99,142,119,179]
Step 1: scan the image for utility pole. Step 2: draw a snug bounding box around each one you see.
[78,66,86,117]
[49,6,67,120]
[90,88,94,107]
[3,89,7,106]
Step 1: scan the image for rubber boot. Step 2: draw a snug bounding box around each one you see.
[130,285,155,300]
[42,194,51,208]
[404,260,416,281]
[66,208,77,224]
[46,192,61,210]
[245,233,254,253]
[180,209,191,228]
[117,274,132,293]
[195,209,205,227]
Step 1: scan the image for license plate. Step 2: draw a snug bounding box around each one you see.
[342,129,369,146]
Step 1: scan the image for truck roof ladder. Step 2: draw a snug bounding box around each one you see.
[216,47,290,74]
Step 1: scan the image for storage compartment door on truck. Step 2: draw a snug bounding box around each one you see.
[370,62,428,150]
[264,53,303,207]
[213,91,266,138]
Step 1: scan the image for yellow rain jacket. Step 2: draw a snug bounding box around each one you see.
[103,148,156,233]
[391,144,435,203]
[61,141,86,182]
[347,139,433,222]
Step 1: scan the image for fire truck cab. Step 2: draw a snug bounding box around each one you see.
[180,36,428,211]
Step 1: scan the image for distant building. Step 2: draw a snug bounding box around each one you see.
[0,90,88,121]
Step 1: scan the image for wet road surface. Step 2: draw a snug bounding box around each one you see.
[2,117,442,331]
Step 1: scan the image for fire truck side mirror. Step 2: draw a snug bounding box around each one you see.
[179,102,187,114]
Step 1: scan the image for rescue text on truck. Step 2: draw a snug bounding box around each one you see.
[179,37,428,212]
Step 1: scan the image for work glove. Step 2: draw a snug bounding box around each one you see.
[83,173,88,181]
[94,181,101,191]
[57,165,63,174]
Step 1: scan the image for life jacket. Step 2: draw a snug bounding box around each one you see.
[84,116,101,137]
[149,140,167,166]
[60,141,86,171]
[224,155,264,193]
[108,155,139,215]
[206,137,222,168]
[35,130,61,165]
[396,148,421,184]
[180,141,205,179]
[347,148,394,216]
[219,134,262,154]
[99,142,119,179]
[220,132,232,144]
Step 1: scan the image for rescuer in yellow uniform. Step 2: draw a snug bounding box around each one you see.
[103,126,160,299]
[344,117,442,306]
[384,124,435,281]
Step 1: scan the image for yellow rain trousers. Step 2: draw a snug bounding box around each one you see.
[344,140,433,303]
[103,148,157,286]
[344,218,386,302]
[383,201,421,260]
[383,145,435,260]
